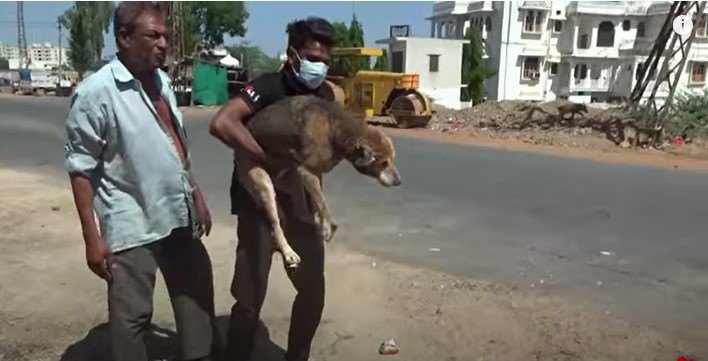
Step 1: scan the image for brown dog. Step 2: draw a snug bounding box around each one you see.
[235,95,401,273]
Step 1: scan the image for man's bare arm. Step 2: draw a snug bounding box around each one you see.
[209,97,266,162]
[69,173,112,282]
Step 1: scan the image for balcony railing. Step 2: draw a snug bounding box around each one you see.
[571,78,611,91]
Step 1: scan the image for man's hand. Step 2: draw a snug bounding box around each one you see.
[193,188,212,237]
[85,236,112,282]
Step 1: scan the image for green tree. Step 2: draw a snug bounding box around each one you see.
[460,28,495,104]
[0,58,8,70]
[348,15,369,71]
[59,2,113,61]
[373,48,388,71]
[65,7,93,79]
[329,21,351,76]
[183,2,249,52]
[227,40,281,78]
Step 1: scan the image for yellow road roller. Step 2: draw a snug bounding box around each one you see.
[322,47,433,128]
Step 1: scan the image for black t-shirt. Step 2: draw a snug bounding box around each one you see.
[229,65,329,214]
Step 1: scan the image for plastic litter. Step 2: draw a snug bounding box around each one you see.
[428,247,441,252]
[670,136,685,145]
[378,338,400,355]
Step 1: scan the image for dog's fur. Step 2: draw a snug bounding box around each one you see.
[235,95,401,273]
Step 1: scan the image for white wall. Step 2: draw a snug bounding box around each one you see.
[380,37,468,109]
[405,38,468,109]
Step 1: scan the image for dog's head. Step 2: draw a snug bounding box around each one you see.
[346,126,401,187]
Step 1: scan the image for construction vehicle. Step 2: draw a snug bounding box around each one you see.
[323,47,433,128]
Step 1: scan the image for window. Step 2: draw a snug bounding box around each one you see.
[597,21,615,47]
[485,16,492,32]
[579,34,589,49]
[550,63,559,75]
[691,63,706,83]
[524,11,543,33]
[697,15,707,37]
[429,54,440,72]
[622,20,631,31]
[523,57,540,80]
[553,20,563,33]
[574,64,588,80]
[556,10,561,15]
[590,65,601,80]
[391,51,404,73]
[637,22,646,38]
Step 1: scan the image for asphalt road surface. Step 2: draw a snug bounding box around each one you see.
[2,94,707,354]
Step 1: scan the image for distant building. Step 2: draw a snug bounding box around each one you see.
[428,0,708,104]
[0,42,69,70]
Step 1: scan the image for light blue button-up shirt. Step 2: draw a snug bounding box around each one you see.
[64,59,196,253]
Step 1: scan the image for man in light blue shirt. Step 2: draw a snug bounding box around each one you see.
[64,3,215,361]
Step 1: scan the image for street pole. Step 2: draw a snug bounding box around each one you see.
[57,21,62,77]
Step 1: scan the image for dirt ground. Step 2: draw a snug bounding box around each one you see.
[0,167,690,361]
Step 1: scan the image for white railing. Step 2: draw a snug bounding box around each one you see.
[571,78,611,90]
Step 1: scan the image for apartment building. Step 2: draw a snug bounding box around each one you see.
[428,1,708,104]
[0,42,69,70]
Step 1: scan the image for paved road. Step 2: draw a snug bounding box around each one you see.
[2,94,707,354]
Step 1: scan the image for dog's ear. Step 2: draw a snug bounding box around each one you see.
[353,142,376,167]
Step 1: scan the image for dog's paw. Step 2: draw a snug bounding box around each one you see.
[320,219,338,243]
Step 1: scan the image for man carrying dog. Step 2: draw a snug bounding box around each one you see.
[64,3,216,360]
[209,17,336,361]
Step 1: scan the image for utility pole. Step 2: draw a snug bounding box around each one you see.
[166,1,190,104]
[630,1,706,131]
[166,1,185,83]
[16,1,28,67]
[58,21,62,76]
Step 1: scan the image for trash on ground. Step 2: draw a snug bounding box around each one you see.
[378,338,400,355]
[600,251,616,256]
[428,247,441,252]
[670,136,685,145]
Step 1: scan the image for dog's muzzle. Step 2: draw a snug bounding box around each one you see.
[378,168,402,187]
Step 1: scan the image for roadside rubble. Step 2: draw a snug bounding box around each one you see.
[428,100,672,150]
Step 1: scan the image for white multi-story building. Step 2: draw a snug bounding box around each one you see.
[429,1,708,104]
[0,42,69,70]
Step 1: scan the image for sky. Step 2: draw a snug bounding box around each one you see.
[0,1,434,58]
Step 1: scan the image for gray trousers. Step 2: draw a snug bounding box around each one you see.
[107,227,216,361]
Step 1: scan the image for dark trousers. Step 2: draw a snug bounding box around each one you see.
[226,192,325,361]
[107,228,216,361]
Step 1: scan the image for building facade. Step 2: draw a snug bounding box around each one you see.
[375,36,469,109]
[428,1,708,104]
[0,42,69,70]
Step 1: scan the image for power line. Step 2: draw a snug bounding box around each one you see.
[0,20,58,25]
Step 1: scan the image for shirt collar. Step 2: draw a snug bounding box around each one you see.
[110,58,169,87]
[110,58,135,83]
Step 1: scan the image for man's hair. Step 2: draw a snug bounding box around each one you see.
[286,17,336,51]
[113,1,165,38]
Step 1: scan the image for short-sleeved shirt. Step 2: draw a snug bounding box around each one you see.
[230,65,329,214]
[64,59,196,253]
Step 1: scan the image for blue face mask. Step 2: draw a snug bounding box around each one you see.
[293,53,329,89]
